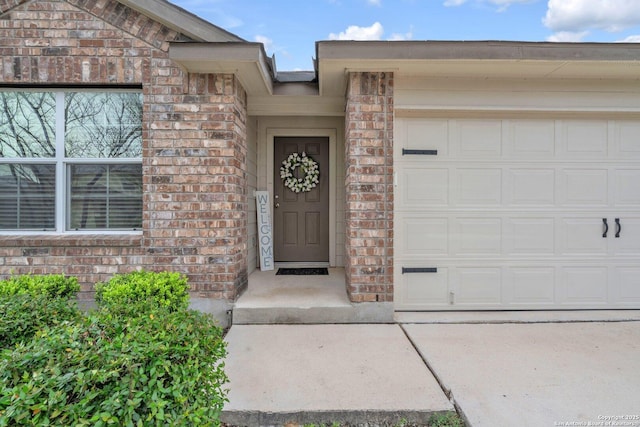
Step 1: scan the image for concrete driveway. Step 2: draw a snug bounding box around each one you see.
[403,321,640,427]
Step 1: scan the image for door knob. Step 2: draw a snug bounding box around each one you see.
[275,202,280,208]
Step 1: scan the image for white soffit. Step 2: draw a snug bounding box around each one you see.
[169,42,274,96]
[316,41,640,97]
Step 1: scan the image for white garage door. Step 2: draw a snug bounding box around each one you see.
[395,117,640,310]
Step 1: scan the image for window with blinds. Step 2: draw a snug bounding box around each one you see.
[0,90,142,232]
[68,164,142,230]
[0,164,56,230]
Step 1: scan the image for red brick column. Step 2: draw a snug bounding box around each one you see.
[146,73,248,300]
[344,72,394,303]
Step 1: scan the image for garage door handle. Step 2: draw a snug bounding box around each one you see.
[615,218,621,238]
[602,218,608,238]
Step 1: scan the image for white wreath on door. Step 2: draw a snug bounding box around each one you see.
[279,152,320,193]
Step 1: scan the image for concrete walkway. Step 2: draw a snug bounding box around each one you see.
[221,317,640,426]
[221,324,454,426]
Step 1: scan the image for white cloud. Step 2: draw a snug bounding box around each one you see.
[328,22,413,41]
[367,0,382,5]
[329,22,384,40]
[619,35,640,42]
[255,35,274,52]
[544,0,640,33]
[546,30,589,42]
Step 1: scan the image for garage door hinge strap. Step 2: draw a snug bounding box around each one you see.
[402,149,438,156]
[402,267,437,274]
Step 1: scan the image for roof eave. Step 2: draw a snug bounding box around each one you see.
[118,0,244,42]
[316,40,640,97]
[169,42,274,96]
[317,40,640,61]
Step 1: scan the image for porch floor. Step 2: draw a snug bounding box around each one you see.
[232,268,392,324]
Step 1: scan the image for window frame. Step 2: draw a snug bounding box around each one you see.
[0,89,143,235]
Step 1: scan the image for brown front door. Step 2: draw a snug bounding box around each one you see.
[273,136,329,263]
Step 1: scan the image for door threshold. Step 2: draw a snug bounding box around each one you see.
[275,262,330,268]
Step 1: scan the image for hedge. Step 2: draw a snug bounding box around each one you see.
[95,270,189,311]
[0,272,228,426]
[0,275,81,349]
[0,274,79,299]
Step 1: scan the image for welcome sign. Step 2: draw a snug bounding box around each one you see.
[255,191,274,271]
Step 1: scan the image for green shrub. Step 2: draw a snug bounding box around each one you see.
[0,274,81,349]
[0,294,81,349]
[95,270,189,311]
[0,274,79,299]
[0,305,228,426]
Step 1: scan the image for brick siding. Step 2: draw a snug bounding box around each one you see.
[0,0,248,300]
[344,72,394,302]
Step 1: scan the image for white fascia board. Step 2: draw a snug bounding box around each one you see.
[317,40,640,62]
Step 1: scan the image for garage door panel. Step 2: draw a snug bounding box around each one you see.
[614,170,640,207]
[507,267,556,305]
[613,217,640,256]
[613,121,640,159]
[453,119,502,158]
[560,218,609,256]
[455,218,502,255]
[398,268,450,306]
[507,168,556,205]
[560,120,608,159]
[560,267,609,305]
[506,119,556,159]
[398,216,448,255]
[401,168,448,207]
[505,218,555,255]
[454,267,502,305]
[399,119,449,159]
[456,168,502,205]
[561,169,609,206]
[614,267,640,303]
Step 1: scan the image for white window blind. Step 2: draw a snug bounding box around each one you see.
[0,164,55,230]
[68,164,142,230]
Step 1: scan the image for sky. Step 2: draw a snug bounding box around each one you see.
[170,0,640,71]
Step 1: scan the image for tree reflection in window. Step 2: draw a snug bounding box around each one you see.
[65,92,142,158]
[0,92,56,230]
[0,92,55,158]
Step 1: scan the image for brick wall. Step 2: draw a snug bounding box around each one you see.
[344,72,394,302]
[0,0,248,300]
[145,74,248,300]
